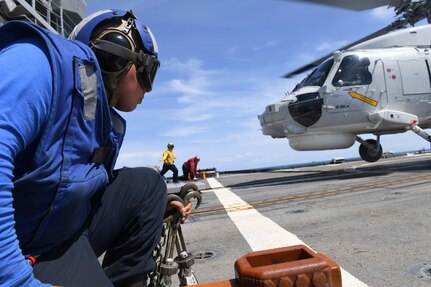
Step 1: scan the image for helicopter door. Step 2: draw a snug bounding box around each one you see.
[365,59,387,108]
[327,55,375,113]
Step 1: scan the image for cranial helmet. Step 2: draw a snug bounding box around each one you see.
[69,9,160,106]
[167,143,174,148]
[195,156,200,161]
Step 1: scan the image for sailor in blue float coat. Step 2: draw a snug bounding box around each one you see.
[0,10,192,287]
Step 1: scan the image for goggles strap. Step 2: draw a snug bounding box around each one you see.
[92,40,139,63]
[92,40,160,70]
[92,40,160,90]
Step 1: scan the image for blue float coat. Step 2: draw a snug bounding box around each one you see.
[0,21,125,286]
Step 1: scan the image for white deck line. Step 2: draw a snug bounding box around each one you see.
[207,177,368,287]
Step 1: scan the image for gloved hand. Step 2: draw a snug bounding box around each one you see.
[167,201,193,223]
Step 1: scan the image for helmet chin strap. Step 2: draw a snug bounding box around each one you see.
[103,74,120,107]
[102,64,132,107]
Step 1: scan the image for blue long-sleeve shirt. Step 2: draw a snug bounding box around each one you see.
[0,39,51,286]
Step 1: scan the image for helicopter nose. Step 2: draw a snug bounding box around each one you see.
[258,103,290,138]
[259,91,323,137]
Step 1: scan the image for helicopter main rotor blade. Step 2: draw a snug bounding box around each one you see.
[282,0,402,11]
[282,19,408,78]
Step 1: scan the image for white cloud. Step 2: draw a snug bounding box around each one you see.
[160,125,208,137]
[173,107,213,122]
[120,151,160,160]
[316,40,348,52]
[169,79,207,96]
[115,150,162,169]
[158,57,290,128]
[253,40,280,51]
[370,6,395,22]
[288,39,348,79]
[225,45,240,55]
[163,58,203,72]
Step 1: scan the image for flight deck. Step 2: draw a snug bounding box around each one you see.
[176,154,431,286]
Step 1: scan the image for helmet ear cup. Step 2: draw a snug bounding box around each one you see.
[95,32,132,73]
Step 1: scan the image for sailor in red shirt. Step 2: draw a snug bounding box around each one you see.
[182,156,200,180]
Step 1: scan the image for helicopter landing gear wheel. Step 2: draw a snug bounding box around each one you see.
[359,139,382,162]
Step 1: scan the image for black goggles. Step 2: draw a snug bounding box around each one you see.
[92,39,160,92]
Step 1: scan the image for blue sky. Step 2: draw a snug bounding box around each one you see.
[86,0,430,171]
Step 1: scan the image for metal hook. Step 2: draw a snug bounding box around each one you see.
[184,190,202,209]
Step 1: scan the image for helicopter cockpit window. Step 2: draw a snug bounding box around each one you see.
[332,55,372,87]
[292,59,334,92]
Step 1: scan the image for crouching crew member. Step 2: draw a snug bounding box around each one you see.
[0,9,191,287]
[182,156,201,180]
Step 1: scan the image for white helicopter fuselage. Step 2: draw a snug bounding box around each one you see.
[259,24,431,157]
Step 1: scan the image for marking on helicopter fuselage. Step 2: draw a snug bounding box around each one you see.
[349,91,378,107]
[207,177,368,287]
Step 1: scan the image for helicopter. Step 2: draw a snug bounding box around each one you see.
[258,0,431,162]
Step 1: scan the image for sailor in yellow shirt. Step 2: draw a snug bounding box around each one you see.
[160,143,179,182]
